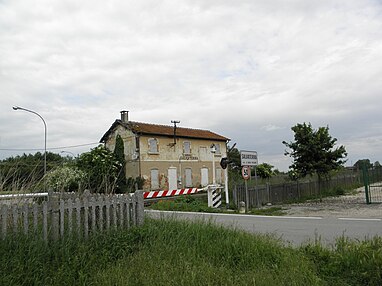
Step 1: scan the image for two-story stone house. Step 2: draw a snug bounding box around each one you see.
[100,111,229,191]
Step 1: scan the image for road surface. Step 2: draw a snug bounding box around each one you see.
[145,209,382,246]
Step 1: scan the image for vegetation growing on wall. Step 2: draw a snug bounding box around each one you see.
[113,135,128,193]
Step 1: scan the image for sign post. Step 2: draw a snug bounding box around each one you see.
[242,166,250,212]
[240,150,258,212]
[240,150,258,166]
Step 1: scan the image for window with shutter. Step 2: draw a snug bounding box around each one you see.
[148,138,158,153]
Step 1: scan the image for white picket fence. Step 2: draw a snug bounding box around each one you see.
[0,190,144,240]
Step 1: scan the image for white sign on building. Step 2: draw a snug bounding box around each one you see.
[240,150,258,166]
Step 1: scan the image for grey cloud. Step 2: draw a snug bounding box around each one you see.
[1,0,382,171]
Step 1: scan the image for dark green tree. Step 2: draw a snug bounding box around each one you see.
[0,152,65,191]
[283,123,347,199]
[255,163,275,179]
[76,145,121,193]
[114,135,128,193]
[227,145,241,172]
[353,159,372,170]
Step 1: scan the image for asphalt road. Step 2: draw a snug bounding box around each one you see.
[145,209,382,246]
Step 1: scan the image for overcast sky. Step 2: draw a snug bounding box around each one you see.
[1,0,381,171]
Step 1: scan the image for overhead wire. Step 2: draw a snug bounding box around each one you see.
[0,142,100,152]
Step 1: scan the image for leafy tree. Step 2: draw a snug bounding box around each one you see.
[254,163,275,179]
[283,123,347,199]
[76,145,121,193]
[113,135,128,193]
[0,152,66,191]
[227,145,241,172]
[353,159,372,170]
[226,144,242,186]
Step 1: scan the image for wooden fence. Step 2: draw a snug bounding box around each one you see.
[0,190,144,240]
[233,173,360,209]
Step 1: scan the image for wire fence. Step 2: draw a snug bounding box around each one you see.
[233,172,360,209]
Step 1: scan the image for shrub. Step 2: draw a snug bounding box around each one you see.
[45,166,86,192]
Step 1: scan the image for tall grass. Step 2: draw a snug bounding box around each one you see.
[94,218,320,286]
[0,218,381,285]
[301,236,382,286]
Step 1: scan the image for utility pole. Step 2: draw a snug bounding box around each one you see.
[171,120,180,146]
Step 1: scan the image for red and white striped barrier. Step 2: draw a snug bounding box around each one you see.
[143,188,202,199]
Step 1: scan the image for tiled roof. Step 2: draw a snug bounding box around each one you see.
[100,120,229,142]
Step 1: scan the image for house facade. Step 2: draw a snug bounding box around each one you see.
[100,111,229,191]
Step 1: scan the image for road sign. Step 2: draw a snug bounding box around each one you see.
[241,166,250,180]
[240,150,258,166]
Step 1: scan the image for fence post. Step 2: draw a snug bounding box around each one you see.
[33,204,38,233]
[119,197,124,227]
[125,196,131,229]
[51,201,59,241]
[98,195,104,232]
[112,197,117,228]
[42,201,48,241]
[67,198,73,236]
[362,164,371,204]
[83,195,89,239]
[12,205,18,233]
[23,204,29,235]
[1,205,8,239]
[135,190,144,226]
[90,196,96,232]
[75,198,81,237]
[105,196,110,231]
[59,199,65,238]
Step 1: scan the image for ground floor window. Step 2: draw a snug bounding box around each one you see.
[201,167,208,187]
[185,168,192,187]
[150,169,159,190]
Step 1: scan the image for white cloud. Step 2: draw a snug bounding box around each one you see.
[1,0,382,171]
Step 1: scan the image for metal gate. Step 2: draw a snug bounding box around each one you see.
[362,165,382,204]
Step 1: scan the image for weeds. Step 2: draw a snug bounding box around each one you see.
[1,218,381,285]
[250,206,287,216]
[300,236,382,286]
[148,195,221,213]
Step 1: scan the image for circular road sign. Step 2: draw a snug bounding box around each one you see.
[241,166,250,180]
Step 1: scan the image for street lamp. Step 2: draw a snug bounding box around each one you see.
[60,151,75,157]
[12,106,47,183]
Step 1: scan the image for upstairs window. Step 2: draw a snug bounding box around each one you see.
[183,141,191,154]
[148,138,158,153]
[214,143,221,154]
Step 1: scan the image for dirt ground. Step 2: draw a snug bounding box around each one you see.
[281,187,382,218]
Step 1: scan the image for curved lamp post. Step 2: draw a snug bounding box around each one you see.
[60,151,75,157]
[12,106,47,183]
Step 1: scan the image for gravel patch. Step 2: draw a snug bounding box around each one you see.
[281,187,382,218]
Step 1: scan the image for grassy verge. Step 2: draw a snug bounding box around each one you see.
[148,195,287,216]
[1,218,381,285]
[250,206,287,216]
[147,195,223,213]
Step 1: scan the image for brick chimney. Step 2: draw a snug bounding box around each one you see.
[120,110,129,123]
